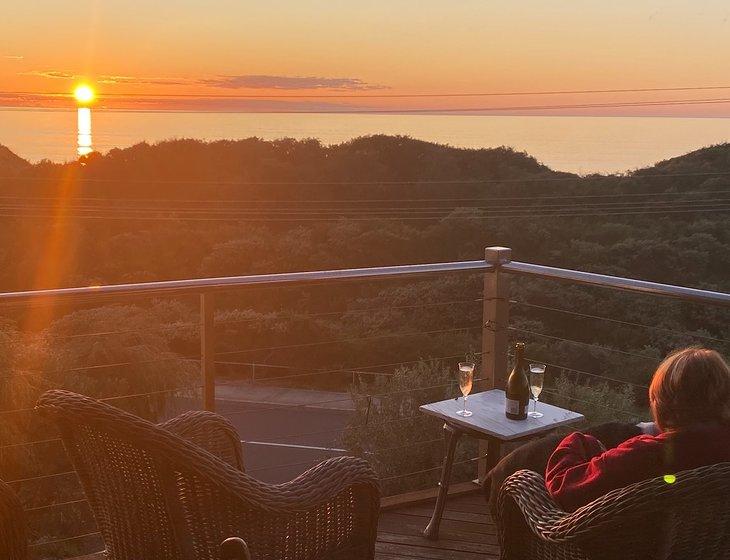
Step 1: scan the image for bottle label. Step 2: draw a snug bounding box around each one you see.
[506,398,521,416]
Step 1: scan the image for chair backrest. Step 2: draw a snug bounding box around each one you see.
[36,390,253,560]
[0,478,27,560]
[562,462,730,560]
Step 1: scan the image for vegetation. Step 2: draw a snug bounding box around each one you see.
[0,135,728,553]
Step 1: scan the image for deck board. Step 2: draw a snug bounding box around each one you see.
[375,491,499,559]
[71,491,497,560]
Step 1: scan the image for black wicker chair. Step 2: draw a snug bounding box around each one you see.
[0,478,27,560]
[37,390,380,560]
[497,463,730,560]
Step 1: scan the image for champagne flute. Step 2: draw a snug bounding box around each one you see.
[456,362,474,417]
[528,363,545,418]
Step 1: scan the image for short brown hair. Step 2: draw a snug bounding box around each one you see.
[649,347,730,430]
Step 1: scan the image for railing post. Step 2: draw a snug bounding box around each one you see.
[201,293,216,411]
[478,246,512,480]
[482,247,512,389]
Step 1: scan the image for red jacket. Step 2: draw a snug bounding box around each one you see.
[545,422,730,512]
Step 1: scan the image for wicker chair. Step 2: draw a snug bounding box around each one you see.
[0,478,27,560]
[497,463,730,560]
[36,390,380,560]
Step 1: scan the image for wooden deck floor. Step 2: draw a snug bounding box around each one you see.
[73,490,497,560]
[376,490,499,559]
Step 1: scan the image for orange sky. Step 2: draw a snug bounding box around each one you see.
[2,1,730,115]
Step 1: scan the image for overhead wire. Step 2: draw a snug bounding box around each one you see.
[9,84,730,99]
[3,170,730,186]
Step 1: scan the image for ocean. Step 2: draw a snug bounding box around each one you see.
[1,108,729,174]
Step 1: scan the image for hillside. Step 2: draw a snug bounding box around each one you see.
[0,136,727,556]
[0,136,564,200]
[0,144,30,175]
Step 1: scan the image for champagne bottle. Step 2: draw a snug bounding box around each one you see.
[505,342,529,420]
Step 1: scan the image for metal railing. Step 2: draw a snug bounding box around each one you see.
[1,247,729,558]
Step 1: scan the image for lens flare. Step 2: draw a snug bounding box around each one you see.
[74,85,95,104]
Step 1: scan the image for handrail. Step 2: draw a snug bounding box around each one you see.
[0,260,490,303]
[503,261,730,307]
[0,258,727,307]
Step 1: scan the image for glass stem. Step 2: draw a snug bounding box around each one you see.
[464,394,468,413]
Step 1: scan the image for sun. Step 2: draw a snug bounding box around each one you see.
[74,85,95,105]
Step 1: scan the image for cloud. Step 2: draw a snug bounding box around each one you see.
[199,74,388,91]
[4,55,24,60]
[24,70,188,85]
[95,75,190,86]
[23,70,388,91]
[26,70,76,79]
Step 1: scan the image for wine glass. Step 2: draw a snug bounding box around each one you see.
[456,362,474,417]
[528,363,545,418]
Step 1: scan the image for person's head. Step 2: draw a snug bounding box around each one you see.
[649,347,730,431]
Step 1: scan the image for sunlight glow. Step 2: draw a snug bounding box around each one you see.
[74,85,95,105]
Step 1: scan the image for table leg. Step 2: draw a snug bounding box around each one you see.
[485,437,502,473]
[474,436,502,484]
[423,423,461,540]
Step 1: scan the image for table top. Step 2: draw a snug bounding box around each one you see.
[419,389,584,441]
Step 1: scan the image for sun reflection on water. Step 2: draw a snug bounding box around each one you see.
[77,107,92,157]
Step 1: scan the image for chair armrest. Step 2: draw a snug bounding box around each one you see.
[271,456,380,509]
[160,411,245,471]
[211,456,380,559]
[497,469,571,544]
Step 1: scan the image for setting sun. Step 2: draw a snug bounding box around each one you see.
[73,85,95,104]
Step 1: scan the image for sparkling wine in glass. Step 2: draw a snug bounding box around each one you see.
[456,362,474,417]
[528,363,545,418]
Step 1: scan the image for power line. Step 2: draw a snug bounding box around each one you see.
[0,196,728,216]
[0,187,728,205]
[0,206,727,223]
[331,96,730,114]
[10,95,730,114]
[9,84,730,99]
[6,93,730,116]
[4,170,730,186]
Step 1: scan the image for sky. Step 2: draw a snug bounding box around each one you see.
[2,0,730,115]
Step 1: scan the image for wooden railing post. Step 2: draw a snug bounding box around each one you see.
[478,246,512,480]
[201,293,216,411]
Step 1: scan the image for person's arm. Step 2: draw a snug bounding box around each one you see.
[545,431,661,512]
[636,421,660,436]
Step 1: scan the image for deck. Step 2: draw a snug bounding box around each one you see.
[73,490,498,560]
[376,490,498,559]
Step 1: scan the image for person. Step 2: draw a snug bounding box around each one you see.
[545,347,730,512]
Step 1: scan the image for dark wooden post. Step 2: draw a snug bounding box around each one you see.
[201,293,216,411]
[478,246,512,480]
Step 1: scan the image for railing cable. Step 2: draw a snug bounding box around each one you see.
[512,300,730,345]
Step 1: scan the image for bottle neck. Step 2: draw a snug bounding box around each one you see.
[514,346,525,368]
